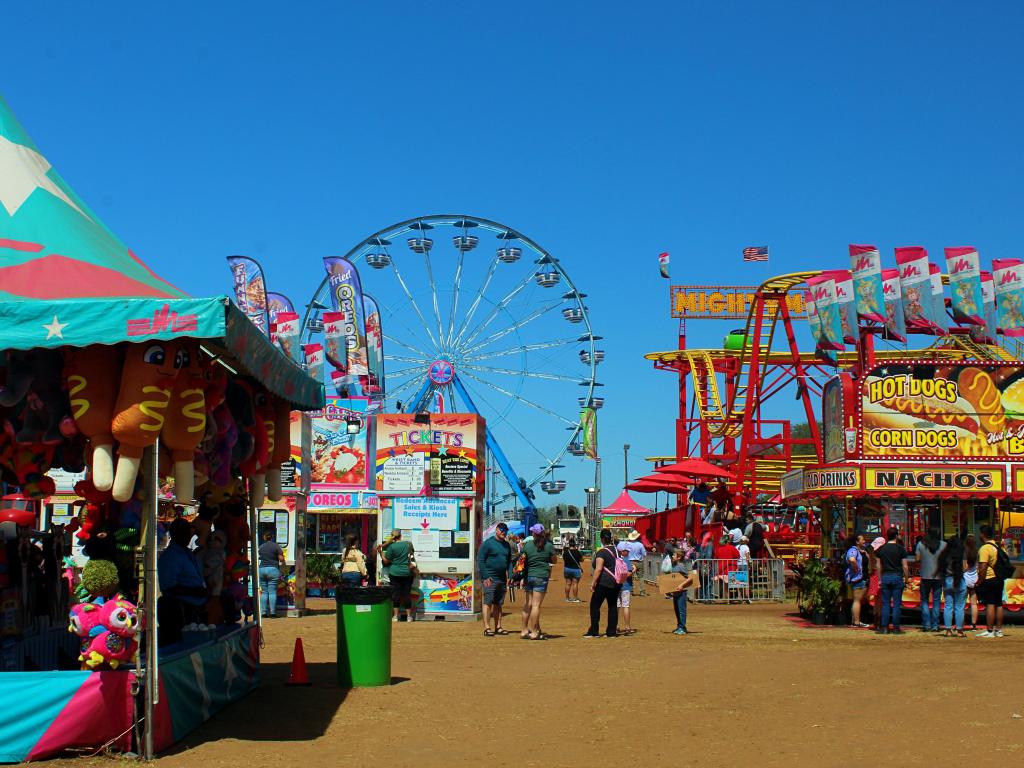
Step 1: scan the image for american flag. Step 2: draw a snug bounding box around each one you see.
[743,246,769,262]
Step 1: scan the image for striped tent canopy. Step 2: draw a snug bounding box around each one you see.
[0,96,185,301]
[0,96,323,410]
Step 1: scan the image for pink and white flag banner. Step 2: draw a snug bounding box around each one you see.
[849,244,887,323]
[895,247,944,335]
[827,269,858,344]
[881,267,907,343]
[806,274,844,351]
[992,258,1024,338]
[969,270,997,344]
[944,247,985,327]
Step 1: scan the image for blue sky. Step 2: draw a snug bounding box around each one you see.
[5,2,1024,510]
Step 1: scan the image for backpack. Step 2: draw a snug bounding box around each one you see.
[511,552,527,583]
[987,542,1015,581]
[601,546,630,585]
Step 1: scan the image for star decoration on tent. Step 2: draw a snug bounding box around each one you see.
[0,135,89,218]
[437,445,448,456]
[43,315,67,339]
[458,449,467,458]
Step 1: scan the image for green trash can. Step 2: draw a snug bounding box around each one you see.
[335,586,392,687]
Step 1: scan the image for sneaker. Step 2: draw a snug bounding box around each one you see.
[891,628,904,635]
[582,632,600,639]
[673,628,688,635]
[995,630,1005,638]
[976,630,996,638]
[874,628,888,635]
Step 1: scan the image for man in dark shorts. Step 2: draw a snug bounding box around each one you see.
[478,523,513,636]
[975,525,1006,638]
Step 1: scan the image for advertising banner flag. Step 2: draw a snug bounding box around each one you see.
[302,343,324,383]
[323,311,346,371]
[806,275,844,351]
[992,258,1024,338]
[849,244,887,323]
[881,268,907,342]
[828,269,858,344]
[226,255,269,333]
[658,252,670,279]
[580,407,598,459]
[944,247,985,326]
[323,257,370,393]
[274,312,301,363]
[804,289,822,347]
[970,271,997,344]
[895,247,943,334]
[363,293,386,400]
[929,263,949,334]
[266,292,295,325]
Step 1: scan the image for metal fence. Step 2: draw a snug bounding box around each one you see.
[643,554,785,604]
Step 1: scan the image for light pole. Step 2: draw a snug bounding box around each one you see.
[623,443,630,489]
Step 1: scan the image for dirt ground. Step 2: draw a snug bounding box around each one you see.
[44,570,1024,768]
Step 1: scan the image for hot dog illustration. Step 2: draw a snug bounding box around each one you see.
[63,345,123,492]
[870,394,979,434]
[161,342,207,502]
[958,368,1006,435]
[266,398,292,502]
[110,341,182,501]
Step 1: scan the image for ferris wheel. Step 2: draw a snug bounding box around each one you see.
[301,215,602,517]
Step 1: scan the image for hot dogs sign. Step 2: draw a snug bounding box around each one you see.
[860,361,1024,461]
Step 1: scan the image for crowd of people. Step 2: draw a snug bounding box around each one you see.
[475,523,697,639]
[842,524,1012,637]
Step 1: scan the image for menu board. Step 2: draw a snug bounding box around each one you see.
[380,454,426,494]
[429,455,474,494]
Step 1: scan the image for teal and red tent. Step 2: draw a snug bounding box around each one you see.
[0,95,322,410]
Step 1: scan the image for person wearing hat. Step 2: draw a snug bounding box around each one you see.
[623,530,648,597]
[520,523,556,640]
[477,522,513,636]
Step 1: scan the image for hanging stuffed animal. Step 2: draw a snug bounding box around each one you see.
[0,349,70,445]
[110,341,183,502]
[225,380,255,473]
[266,398,292,502]
[64,345,123,492]
[161,343,206,503]
[248,388,275,507]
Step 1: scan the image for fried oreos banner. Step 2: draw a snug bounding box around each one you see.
[323,256,369,394]
[226,255,269,333]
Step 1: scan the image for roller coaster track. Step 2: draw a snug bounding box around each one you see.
[686,271,822,438]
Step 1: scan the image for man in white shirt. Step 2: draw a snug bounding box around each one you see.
[623,531,648,596]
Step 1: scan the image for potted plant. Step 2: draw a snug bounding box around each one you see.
[796,557,843,624]
[305,553,340,597]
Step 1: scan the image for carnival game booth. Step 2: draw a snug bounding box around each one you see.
[782,358,1024,614]
[0,96,323,762]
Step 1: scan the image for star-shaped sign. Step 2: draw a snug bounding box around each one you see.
[43,315,67,339]
[405,447,416,455]
[437,445,448,456]
[458,449,467,458]
[0,135,89,218]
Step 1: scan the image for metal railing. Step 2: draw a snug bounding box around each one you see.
[643,554,785,603]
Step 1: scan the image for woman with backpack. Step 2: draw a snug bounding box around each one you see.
[584,529,623,638]
[937,535,967,637]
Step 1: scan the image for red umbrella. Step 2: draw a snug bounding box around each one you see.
[625,474,691,494]
[655,458,736,481]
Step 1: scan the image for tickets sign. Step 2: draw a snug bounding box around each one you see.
[670,285,807,320]
[859,361,1024,462]
[374,413,484,496]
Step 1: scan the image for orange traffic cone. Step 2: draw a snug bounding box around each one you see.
[287,637,311,686]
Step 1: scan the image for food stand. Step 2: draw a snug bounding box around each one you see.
[782,361,1024,611]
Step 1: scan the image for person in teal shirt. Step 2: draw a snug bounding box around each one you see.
[520,524,556,640]
[477,522,513,636]
[381,531,416,621]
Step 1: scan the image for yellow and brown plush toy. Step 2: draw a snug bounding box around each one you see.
[64,345,123,492]
[110,341,183,501]
[161,344,207,502]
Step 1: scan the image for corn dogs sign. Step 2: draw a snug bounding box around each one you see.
[859,361,1024,461]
